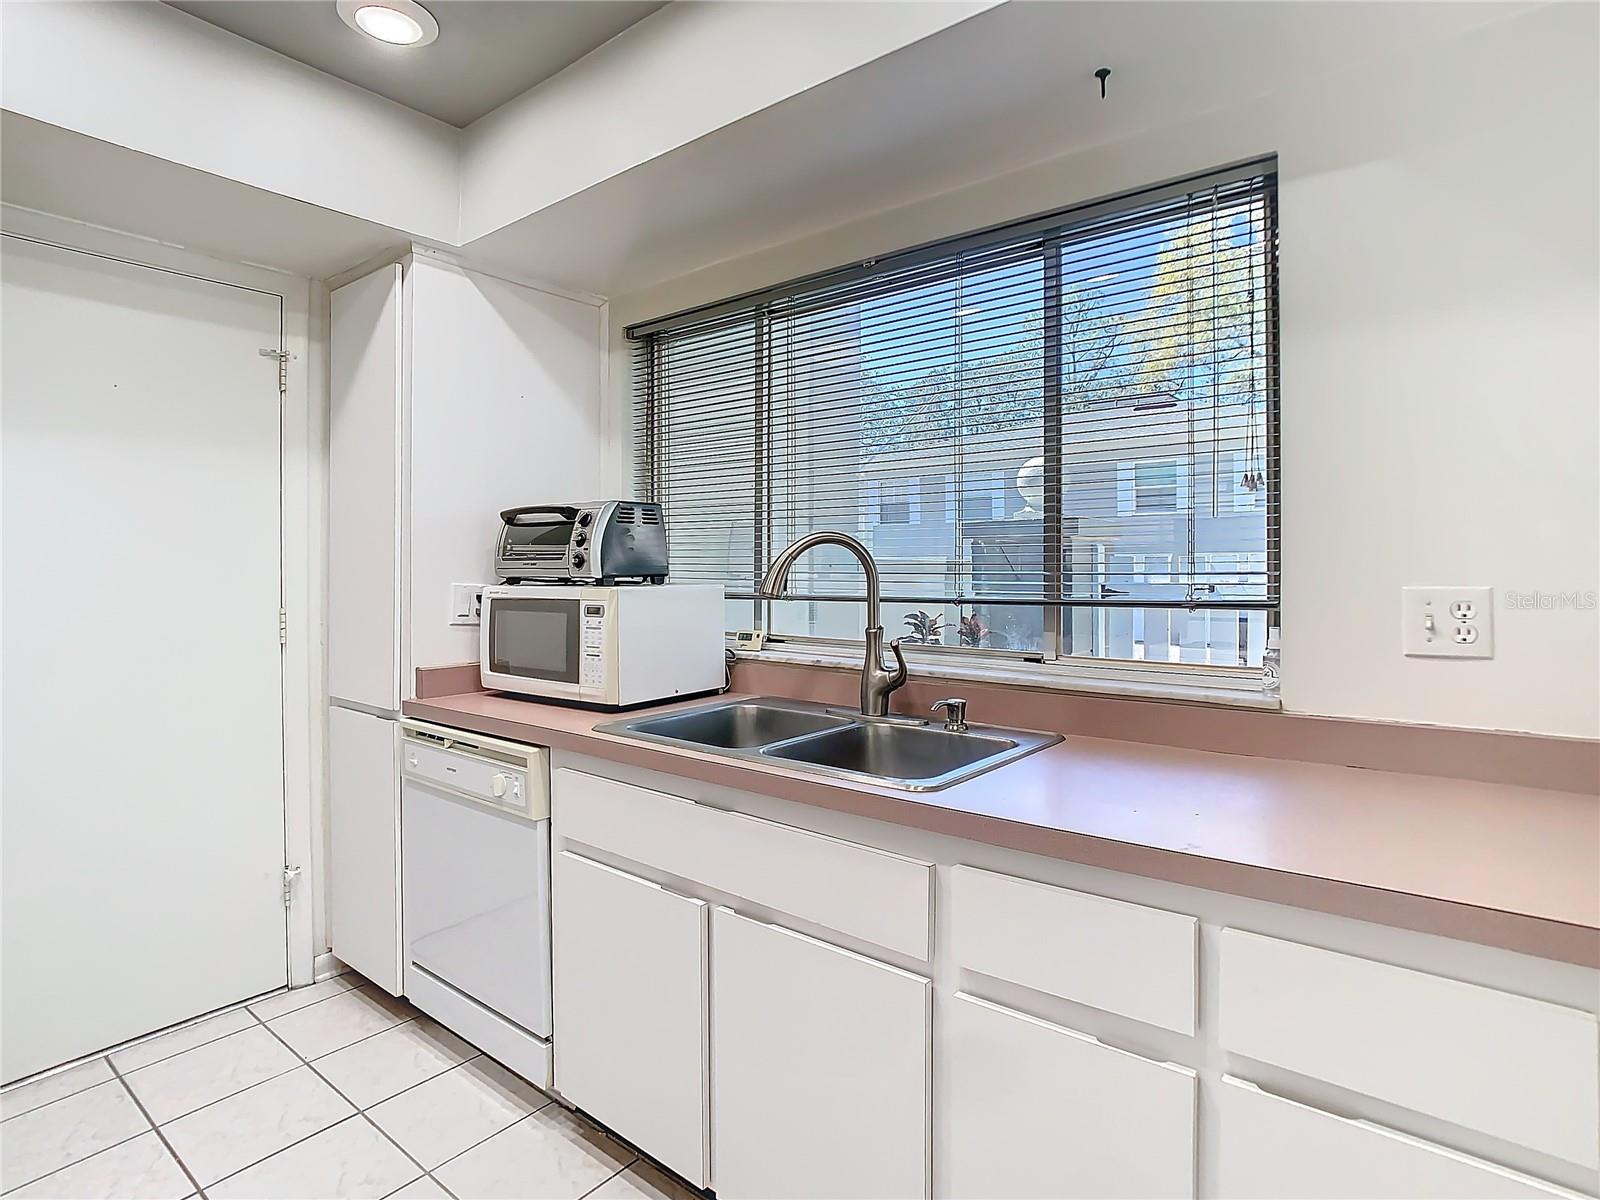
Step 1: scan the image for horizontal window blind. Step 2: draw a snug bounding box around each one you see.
[632,160,1278,670]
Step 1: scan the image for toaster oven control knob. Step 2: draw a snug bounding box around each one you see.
[573,532,588,548]
[577,511,593,527]
[491,773,509,799]
[571,550,587,569]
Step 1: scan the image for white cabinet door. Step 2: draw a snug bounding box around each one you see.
[328,265,401,711]
[1215,1077,1581,1199]
[553,852,709,1187]
[328,706,402,995]
[711,907,930,1199]
[941,993,1196,1199]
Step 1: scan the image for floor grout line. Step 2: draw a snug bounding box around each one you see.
[575,1160,633,1200]
[0,1066,118,1126]
[242,975,373,1025]
[249,1003,440,1188]
[105,1057,208,1200]
[0,1071,155,1194]
[10,974,672,1200]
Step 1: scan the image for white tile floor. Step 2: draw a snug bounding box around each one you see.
[0,970,700,1200]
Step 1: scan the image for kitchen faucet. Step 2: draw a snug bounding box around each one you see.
[759,531,908,717]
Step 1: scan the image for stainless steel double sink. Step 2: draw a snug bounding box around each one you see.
[597,696,1061,792]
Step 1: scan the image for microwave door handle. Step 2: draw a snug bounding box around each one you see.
[501,505,579,524]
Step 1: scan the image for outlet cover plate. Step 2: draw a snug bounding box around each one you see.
[449,583,484,627]
[1402,586,1493,658]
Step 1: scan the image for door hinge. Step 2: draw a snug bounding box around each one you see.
[282,865,302,906]
[258,347,290,393]
[278,608,288,644]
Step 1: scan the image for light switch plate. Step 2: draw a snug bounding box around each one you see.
[1402,586,1493,658]
[449,583,485,627]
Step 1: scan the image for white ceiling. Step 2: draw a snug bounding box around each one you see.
[466,0,1526,295]
[1,112,408,278]
[163,0,666,127]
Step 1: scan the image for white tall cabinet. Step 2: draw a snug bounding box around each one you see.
[327,253,602,993]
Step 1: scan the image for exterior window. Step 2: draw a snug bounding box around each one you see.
[634,161,1279,678]
[878,482,912,526]
[1119,458,1187,515]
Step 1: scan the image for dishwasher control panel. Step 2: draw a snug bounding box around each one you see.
[400,724,551,821]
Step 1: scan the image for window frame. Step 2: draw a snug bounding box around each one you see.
[632,159,1280,699]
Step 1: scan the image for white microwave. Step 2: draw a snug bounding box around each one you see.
[480,584,725,709]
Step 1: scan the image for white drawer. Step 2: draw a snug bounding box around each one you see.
[944,992,1195,1199]
[950,864,1197,1035]
[553,768,933,960]
[1219,929,1600,1169]
[1215,1076,1586,1199]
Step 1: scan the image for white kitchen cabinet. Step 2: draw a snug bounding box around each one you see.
[554,767,933,959]
[710,906,930,1200]
[1215,1077,1587,1199]
[942,992,1196,1199]
[949,864,1197,1035]
[548,764,1597,1200]
[328,263,402,711]
[327,706,402,995]
[328,254,603,707]
[552,851,709,1187]
[1219,928,1600,1169]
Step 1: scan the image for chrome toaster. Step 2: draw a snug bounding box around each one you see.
[495,502,669,585]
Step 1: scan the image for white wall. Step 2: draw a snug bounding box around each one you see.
[607,3,1600,738]
[0,1,460,244]
[457,0,997,241]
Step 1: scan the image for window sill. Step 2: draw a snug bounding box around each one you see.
[731,641,1282,711]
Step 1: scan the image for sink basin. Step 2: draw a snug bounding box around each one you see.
[599,697,1060,792]
[762,722,1019,783]
[625,702,852,749]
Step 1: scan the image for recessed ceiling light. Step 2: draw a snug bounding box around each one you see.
[336,0,438,47]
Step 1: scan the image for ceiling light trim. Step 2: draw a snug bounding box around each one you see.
[336,0,438,48]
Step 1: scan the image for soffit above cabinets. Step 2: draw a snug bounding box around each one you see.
[163,0,667,127]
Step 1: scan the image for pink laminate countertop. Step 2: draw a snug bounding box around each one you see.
[401,690,1600,967]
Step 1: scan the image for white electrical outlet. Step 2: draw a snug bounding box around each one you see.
[449,583,485,627]
[1402,586,1493,658]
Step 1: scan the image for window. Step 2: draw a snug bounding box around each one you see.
[878,481,913,526]
[632,160,1278,680]
[1118,458,1188,515]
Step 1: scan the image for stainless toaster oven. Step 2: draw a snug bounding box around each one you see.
[496,502,669,585]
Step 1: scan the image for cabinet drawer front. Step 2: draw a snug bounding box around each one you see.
[552,852,708,1187]
[711,907,930,1200]
[1219,929,1600,1169]
[950,865,1197,1034]
[1216,1077,1585,1200]
[943,993,1195,1199]
[554,768,932,959]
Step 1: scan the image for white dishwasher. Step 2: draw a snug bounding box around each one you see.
[400,720,553,1088]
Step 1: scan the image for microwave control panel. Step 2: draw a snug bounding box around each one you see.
[580,602,608,690]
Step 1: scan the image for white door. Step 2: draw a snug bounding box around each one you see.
[711,906,930,1199]
[328,265,401,712]
[328,707,401,995]
[1215,1077,1575,1200]
[553,851,709,1187]
[942,992,1196,1199]
[1,234,288,1082]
